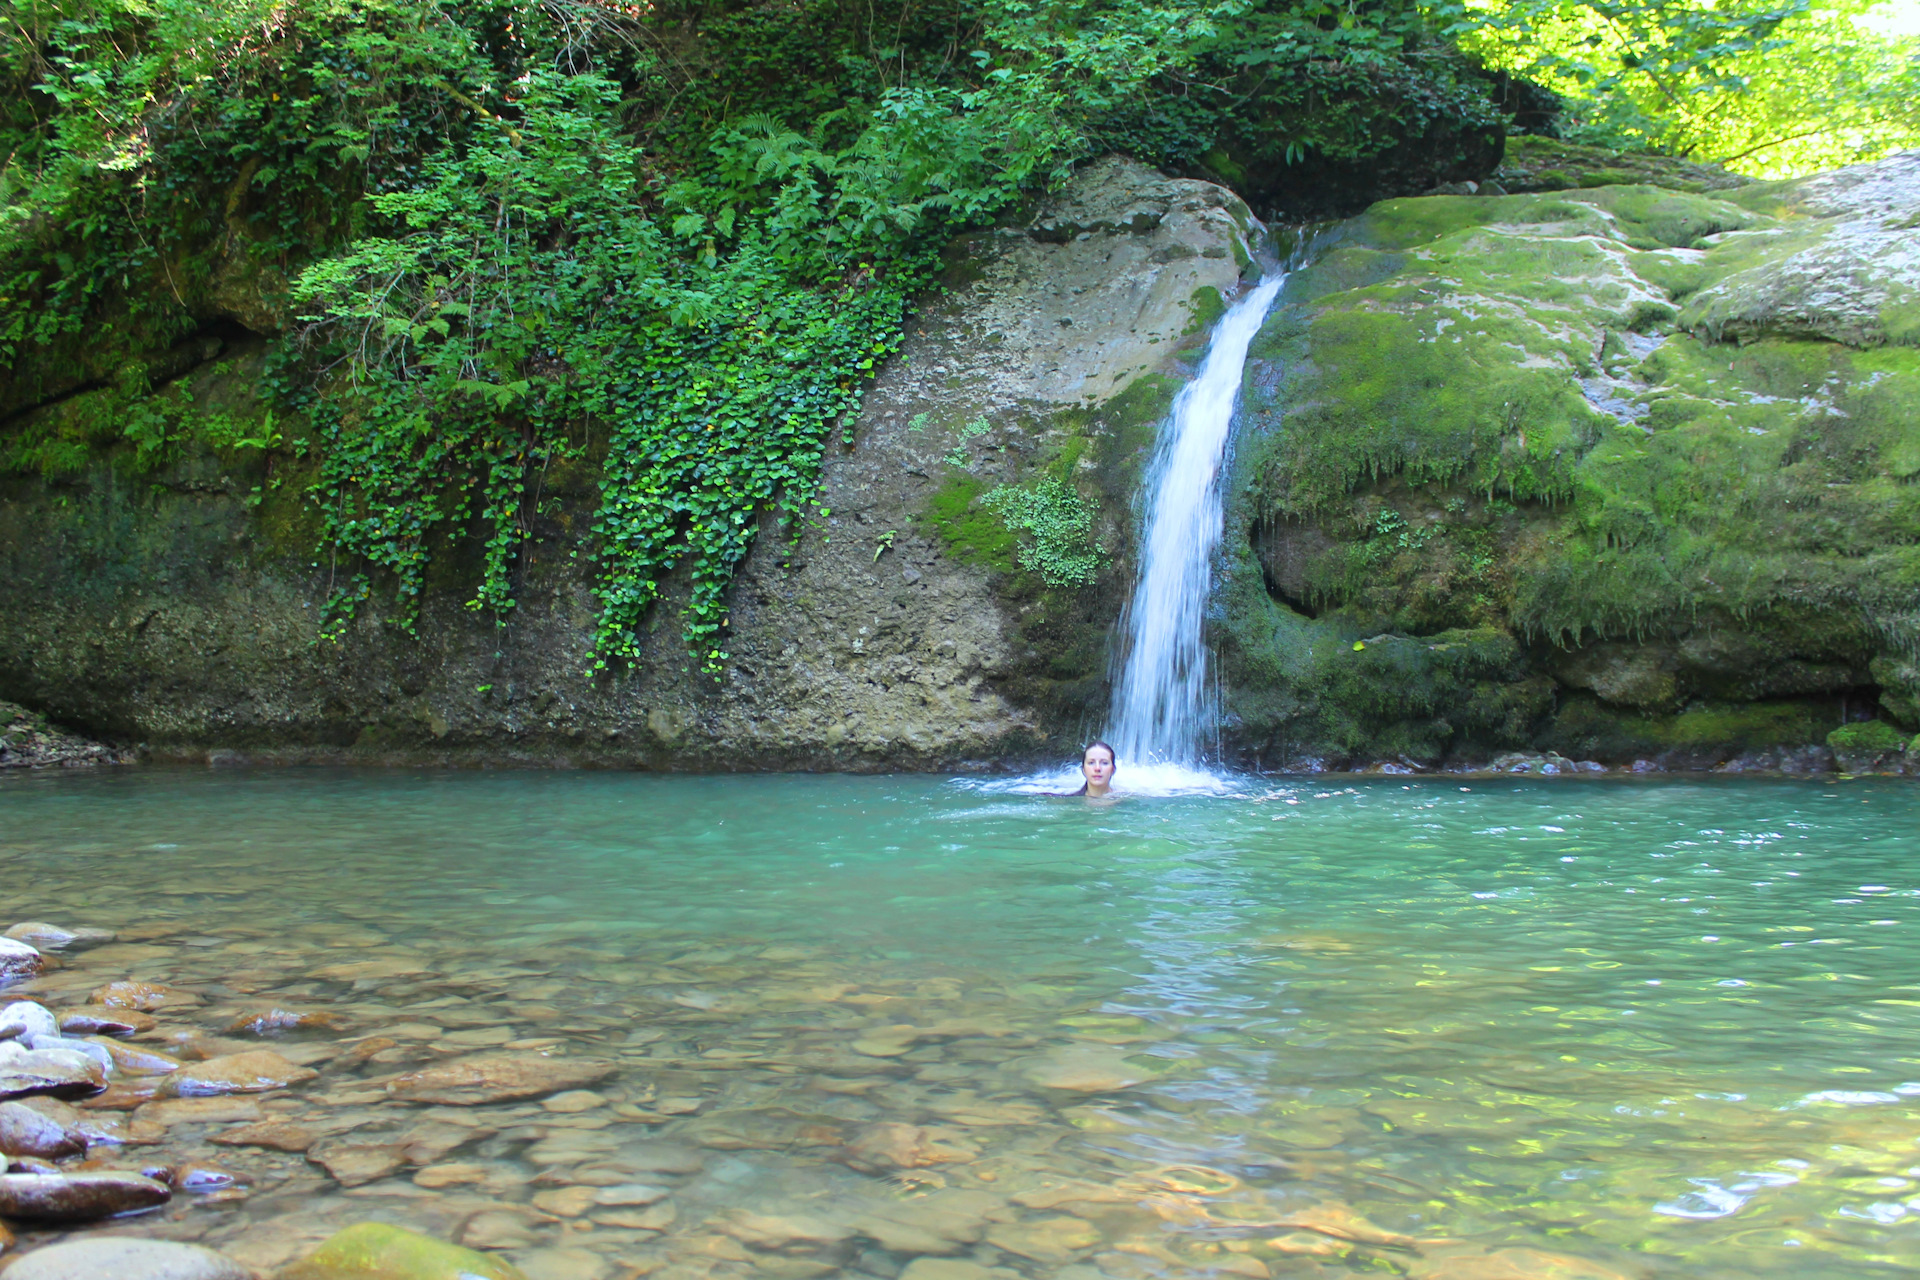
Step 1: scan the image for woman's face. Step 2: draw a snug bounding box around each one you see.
[1082,747,1115,788]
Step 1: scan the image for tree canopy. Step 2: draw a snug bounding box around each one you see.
[1458,0,1920,175]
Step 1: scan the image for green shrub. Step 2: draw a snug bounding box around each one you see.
[981,478,1106,588]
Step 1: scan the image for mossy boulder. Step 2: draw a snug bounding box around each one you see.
[1688,153,1920,348]
[1827,720,1914,776]
[1546,698,1840,771]
[276,1223,525,1280]
[1219,151,1920,768]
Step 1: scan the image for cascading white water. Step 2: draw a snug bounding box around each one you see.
[1106,270,1287,774]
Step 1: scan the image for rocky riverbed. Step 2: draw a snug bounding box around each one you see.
[0,904,1649,1280]
[6,767,1920,1280]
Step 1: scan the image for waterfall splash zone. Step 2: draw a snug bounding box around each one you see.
[1107,269,1287,777]
[1005,263,1288,796]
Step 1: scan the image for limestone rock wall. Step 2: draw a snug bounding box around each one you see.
[0,159,1252,769]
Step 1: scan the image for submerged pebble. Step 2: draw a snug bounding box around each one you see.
[386,1053,617,1105]
[162,1051,316,1098]
[3,923,116,953]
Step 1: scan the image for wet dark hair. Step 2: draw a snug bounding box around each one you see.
[1074,740,1117,795]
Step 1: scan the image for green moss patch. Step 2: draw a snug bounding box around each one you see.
[1185,285,1226,336]
[1220,175,1920,766]
[1543,698,1837,762]
[923,474,1019,573]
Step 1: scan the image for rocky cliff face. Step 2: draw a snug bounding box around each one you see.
[0,159,1254,768]
[4,150,1915,775]
[1218,150,1920,773]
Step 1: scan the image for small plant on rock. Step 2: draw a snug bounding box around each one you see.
[981,477,1105,587]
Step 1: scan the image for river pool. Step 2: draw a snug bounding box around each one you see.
[2,769,1918,1279]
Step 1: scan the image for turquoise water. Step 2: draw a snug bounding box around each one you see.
[3,769,1919,1277]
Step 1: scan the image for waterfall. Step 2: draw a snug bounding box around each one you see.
[1106,270,1287,773]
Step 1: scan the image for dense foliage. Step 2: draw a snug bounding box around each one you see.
[1461,0,1920,174]
[0,0,1503,670]
[0,0,1911,672]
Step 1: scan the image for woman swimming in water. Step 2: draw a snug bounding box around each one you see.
[1071,740,1116,797]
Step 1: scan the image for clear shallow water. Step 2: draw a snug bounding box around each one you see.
[2,770,1919,1279]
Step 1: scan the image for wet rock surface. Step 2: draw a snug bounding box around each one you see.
[0,1236,255,1280]
[0,1042,107,1101]
[0,1171,171,1221]
[4,923,116,953]
[0,1101,86,1159]
[163,1051,317,1097]
[0,1000,59,1041]
[0,940,44,981]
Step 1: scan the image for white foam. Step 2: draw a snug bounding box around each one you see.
[963,761,1246,798]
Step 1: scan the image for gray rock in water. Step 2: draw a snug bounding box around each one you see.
[57,1006,154,1038]
[23,1034,113,1076]
[3,923,115,953]
[0,1170,171,1221]
[0,1100,85,1158]
[0,1041,108,1101]
[1,1237,252,1279]
[0,938,43,980]
[0,1001,58,1042]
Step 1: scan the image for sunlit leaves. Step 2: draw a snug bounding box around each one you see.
[1457,0,1920,174]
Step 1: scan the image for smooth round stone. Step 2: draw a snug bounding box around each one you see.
[2,1237,254,1280]
[0,1042,107,1101]
[23,1033,114,1075]
[223,1008,346,1036]
[0,1001,58,1042]
[163,1050,316,1097]
[0,1100,84,1158]
[57,1006,156,1038]
[385,1052,616,1105]
[0,1171,171,1221]
[279,1223,525,1280]
[89,981,198,1012]
[538,1089,606,1113]
[900,1262,998,1280]
[1022,1047,1149,1092]
[3,923,115,953]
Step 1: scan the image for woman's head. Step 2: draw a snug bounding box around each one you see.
[1081,741,1116,794]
